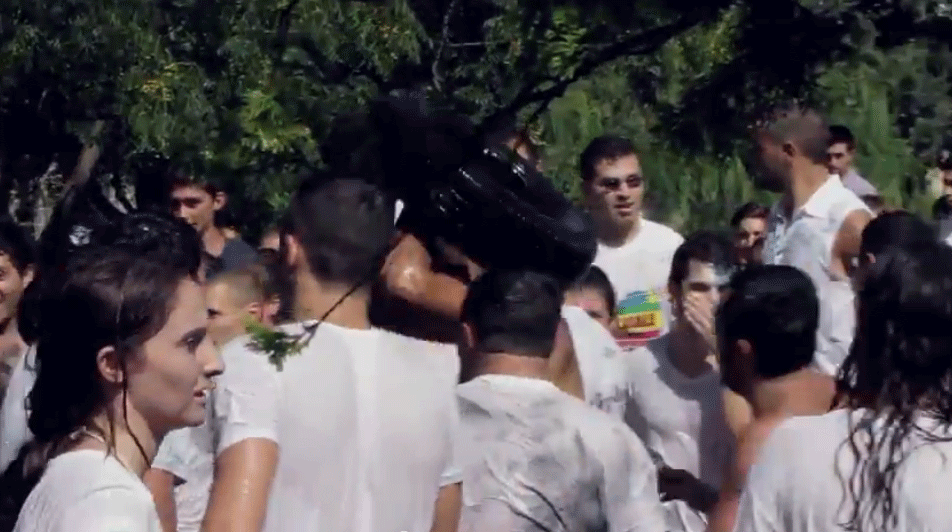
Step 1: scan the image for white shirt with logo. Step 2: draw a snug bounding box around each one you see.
[623,336,734,532]
[736,408,952,532]
[593,219,684,351]
[212,323,461,532]
[763,176,870,375]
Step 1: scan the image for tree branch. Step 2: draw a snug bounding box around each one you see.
[485,6,724,127]
[432,0,461,91]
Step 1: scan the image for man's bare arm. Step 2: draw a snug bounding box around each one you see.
[430,482,462,532]
[705,418,781,532]
[833,209,872,278]
[382,233,468,320]
[201,439,279,532]
[143,468,178,532]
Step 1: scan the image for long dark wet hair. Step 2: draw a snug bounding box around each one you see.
[835,242,952,531]
[0,215,201,530]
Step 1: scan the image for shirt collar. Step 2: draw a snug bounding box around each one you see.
[472,374,560,393]
[774,175,842,222]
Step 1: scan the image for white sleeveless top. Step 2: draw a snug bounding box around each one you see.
[762,176,870,375]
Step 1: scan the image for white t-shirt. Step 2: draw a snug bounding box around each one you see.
[0,345,35,472]
[457,374,666,532]
[593,219,683,350]
[736,408,952,532]
[562,305,629,419]
[14,449,161,532]
[212,322,462,532]
[152,418,214,532]
[763,176,870,375]
[623,336,734,532]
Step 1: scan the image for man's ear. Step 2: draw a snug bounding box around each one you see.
[245,302,264,322]
[21,265,35,289]
[782,141,797,158]
[212,191,228,211]
[866,252,876,265]
[96,345,125,385]
[461,322,477,352]
[284,233,303,271]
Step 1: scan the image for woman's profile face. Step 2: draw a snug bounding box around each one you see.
[125,279,221,435]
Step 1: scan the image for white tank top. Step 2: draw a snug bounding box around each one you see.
[763,176,870,375]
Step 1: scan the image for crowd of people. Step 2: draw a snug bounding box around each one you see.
[0,98,949,532]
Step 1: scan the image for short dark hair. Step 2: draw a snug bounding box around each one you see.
[860,211,935,258]
[933,196,952,221]
[168,168,221,196]
[286,175,394,286]
[579,135,637,181]
[829,125,856,151]
[730,202,769,228]
[568,265,616,317]
[669,230,735,287]
[461,270,563,358]
[754,101,830,165]
[717,265,818,382]
[0,216,35,273]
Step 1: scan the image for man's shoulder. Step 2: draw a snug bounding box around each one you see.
[641,219,684,248]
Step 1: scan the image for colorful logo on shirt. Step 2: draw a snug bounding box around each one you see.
[615,288,665,349]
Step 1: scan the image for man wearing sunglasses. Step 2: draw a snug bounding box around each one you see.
[581,136,684,351]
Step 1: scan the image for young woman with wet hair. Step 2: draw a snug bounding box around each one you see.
[0,241,221,532]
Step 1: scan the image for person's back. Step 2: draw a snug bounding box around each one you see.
[458,376,659,531]
[455,269,664,532]
[736,244,952,532]
[205,176,462,532]
[218,321,458,532]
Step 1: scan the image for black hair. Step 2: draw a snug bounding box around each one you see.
[860,211,935,258]
[730,202,769,228]
[829,124,856,151]
[567,266,616,318]
[285,175,394,287]
[836,243,952,531]
[461,270,563,359]
[932,196,952,221]
[579,135,637,181]
[754,101,830,165]
[717,264,818,391]
[0,241,200,530]
[669,230,735,287]
[0,217,35,274]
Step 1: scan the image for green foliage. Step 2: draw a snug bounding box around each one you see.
[245,319,306,371]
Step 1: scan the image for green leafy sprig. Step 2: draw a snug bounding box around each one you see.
[245,319,309,371]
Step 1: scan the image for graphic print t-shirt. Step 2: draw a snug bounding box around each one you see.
[593,219,683,350]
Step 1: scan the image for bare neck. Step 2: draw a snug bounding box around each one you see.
[750,368,836,419]
[293,271,371,330]
[84,410,157,478]
[476,352,551,381]
[595,215,641,248]
[782,164,831,218]
[202,225,228,257]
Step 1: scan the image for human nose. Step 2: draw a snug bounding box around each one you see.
[197,336,224,381]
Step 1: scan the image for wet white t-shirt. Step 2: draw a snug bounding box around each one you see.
[212,323,462,532]
[14,449,161,532]
[152,419,214,532]
[593,219,683,350]
[457,374,666,532]
[623,337,733,532]
[0,345,35,472]
[737,408,952,532]
[562,305,629,419]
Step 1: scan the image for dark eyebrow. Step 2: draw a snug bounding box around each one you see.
[179,327,208,347]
